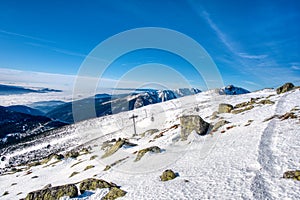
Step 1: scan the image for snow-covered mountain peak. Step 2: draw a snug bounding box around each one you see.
[219,84,250,95]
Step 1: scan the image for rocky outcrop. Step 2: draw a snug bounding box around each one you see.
[180,115,210,140]
[102,138,137,158]
[79,178,117,194]
[160,169,177,181]
[231,105,254,114]
[25,184,78,200]
[211,120,230,132]
[276,83,294,94]
[218,104,234,113]
[102,187,127,200]
[135,146,161,161]
[283,170,300,181]
[65,151,79,159]
[133,97,144,109]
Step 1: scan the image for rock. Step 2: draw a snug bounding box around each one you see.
[102,139,125,158]
[234,101,252,109]
[53,154,64,160]
[65,151,79,159]
[279,112,297,120]
[211,120,230,132]
[2,191,9,196]
[218,104,234,113]
[25,184,78,200]
[283,170,300,181]
[69,171,80,178]
[276,83,294,94]
[104,165,111,171]
[134,97,144,109]
[258,99,275,105]
[84,165,95,171]
[160,169,177,181]
[210,111,219,120]
[180,115,210,140]
[135,146,161,161]
[102,187,127,200]
[79,178,117,194]
[43,184,52,189]
[140,129,159,137]
[231,105,254,114]
[90,155,98,160]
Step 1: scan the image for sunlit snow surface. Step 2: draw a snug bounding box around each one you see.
[0,89,299,199]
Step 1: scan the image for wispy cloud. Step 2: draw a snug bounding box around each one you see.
[201,11,237,54]
[291,65,300,70]
[290,63,300,70]
[243,80,261,87]
[0,29,54,43]
[238,53,268,59]
[26,42,88,58]
[25,42,106,61]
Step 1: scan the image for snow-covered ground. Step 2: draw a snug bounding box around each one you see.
[0,88,299,199]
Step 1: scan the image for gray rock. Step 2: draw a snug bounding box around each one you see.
[180,115,210,140]
[218,103,234,113]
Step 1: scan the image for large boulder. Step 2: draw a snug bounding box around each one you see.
[25,184,78,200]
[218,103,234,113]
[160,169,177,181]
[180,115,210,140]
[102,187,127,200]
[79,178,117,194]
[276,83,294,94]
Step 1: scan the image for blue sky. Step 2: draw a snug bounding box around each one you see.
[0,0,299,91]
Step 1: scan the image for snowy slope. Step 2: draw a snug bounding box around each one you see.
[0,88,299,199]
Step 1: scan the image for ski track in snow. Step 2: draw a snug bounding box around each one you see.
[251,90,300,200]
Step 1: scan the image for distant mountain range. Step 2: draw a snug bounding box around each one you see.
[0,86,250,145]
[46,88,202,123]
[0,84,62,95]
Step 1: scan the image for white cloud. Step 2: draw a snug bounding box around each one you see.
[238,53,268,59]
[291,65,300,70]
